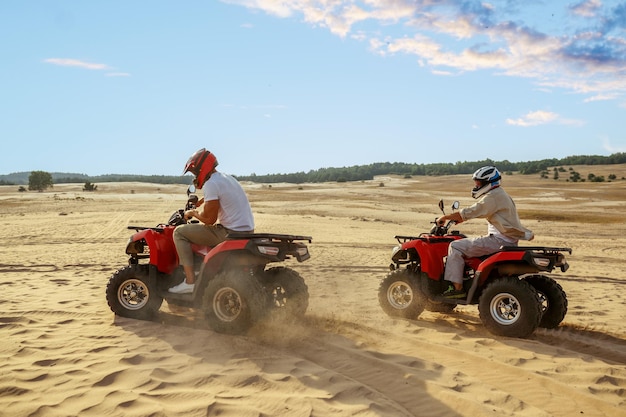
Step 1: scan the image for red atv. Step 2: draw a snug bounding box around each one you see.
[106,186,312,335]
[378,200,571,338]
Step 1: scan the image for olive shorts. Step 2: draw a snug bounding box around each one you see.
[172,223,230,267]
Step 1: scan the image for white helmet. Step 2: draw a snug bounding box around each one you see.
[471,166,501,199]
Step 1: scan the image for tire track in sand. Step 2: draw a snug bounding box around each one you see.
[254,317,625,417]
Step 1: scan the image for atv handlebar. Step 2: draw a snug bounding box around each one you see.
[430,218,457,236]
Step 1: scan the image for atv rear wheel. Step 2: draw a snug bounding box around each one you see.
[106,265,163,320]
[203,269,266,335]
[378,270,426,319]
[524,274,568,329]
[262,267,309,320]
[478,277,542,338]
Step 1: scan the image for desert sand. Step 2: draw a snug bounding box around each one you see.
[1,167,625,417]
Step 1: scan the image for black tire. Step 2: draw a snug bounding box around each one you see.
[262,267,309,320]
[202,269,266,335]
[478,277,542,338]
[378,270,426,319]
[106,265,163,320]
[524,274,568,329]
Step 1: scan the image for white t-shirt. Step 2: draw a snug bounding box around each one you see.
[203,172,254,232]
[487,222,517,244]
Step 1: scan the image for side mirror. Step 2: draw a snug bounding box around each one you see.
[452,201,460,211]
[187,184,196,196]
[438,199,444,213]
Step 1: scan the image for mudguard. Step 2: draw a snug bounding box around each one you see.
[126,226,179,274]
[402,236,460,280]
[474,250,528,285]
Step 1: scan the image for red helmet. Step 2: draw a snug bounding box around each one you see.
[183,148,218,188]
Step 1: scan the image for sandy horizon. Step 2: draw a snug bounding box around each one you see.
[1,168,625,416]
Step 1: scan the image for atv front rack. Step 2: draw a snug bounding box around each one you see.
[127,225,166,233]
[394,235,456,244]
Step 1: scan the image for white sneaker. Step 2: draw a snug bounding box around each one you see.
[169,281,195,294]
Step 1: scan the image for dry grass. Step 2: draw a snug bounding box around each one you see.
[519,209,623,224]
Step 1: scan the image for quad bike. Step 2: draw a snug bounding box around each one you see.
[378,200,572,338]
[106,185,312,335]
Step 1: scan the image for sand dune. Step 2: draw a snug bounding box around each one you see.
[1,171,624,416]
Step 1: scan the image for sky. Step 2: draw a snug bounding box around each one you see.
[1,0,625,177]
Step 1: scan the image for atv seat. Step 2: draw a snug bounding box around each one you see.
[191,244,213,257]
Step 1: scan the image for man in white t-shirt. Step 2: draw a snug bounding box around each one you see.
[169,148,254,294]
[436,166,534,299]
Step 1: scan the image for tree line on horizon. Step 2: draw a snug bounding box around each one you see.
[235,153,626,184]
[1,153,625,187]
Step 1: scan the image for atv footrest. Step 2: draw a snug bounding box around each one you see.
[432,296,470,306]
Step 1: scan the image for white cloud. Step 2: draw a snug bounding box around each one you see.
[506,110,559,127]
[570,0,602,18]
[44,58,131,77]
[506,110,585,127]
[584,93,620,102]
[43,58,110,70]
[602,137,626,153]
[222,0,626,99]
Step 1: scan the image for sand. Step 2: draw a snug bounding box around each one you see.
[1,169,625,417]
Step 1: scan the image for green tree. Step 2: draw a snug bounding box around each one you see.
[569,171,581,182]
[28,171,53,192]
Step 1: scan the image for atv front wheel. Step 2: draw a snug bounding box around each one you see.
[106,265,163,320]
[478,277,542,338]
[262,267,309,320]
[378,270,426,319]
[203,269,266,335]
[524,274,568,329]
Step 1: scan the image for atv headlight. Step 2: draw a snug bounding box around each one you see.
[125,239,145,254]
[391,245,408,262]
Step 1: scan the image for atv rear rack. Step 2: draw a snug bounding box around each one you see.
[227,232,312,243]
[501,246,572,254]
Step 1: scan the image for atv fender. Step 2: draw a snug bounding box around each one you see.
[126,227,179,274]
[407,238,453,280]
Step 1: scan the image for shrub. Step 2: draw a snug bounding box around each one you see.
[83,181,98,192]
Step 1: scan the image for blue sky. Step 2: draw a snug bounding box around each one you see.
[1,0,625,177]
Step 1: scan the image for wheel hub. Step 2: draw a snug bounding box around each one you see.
[213,287,242,322]
[119,279,149,310]
[490,292,521,325]
[388,282,412,309]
